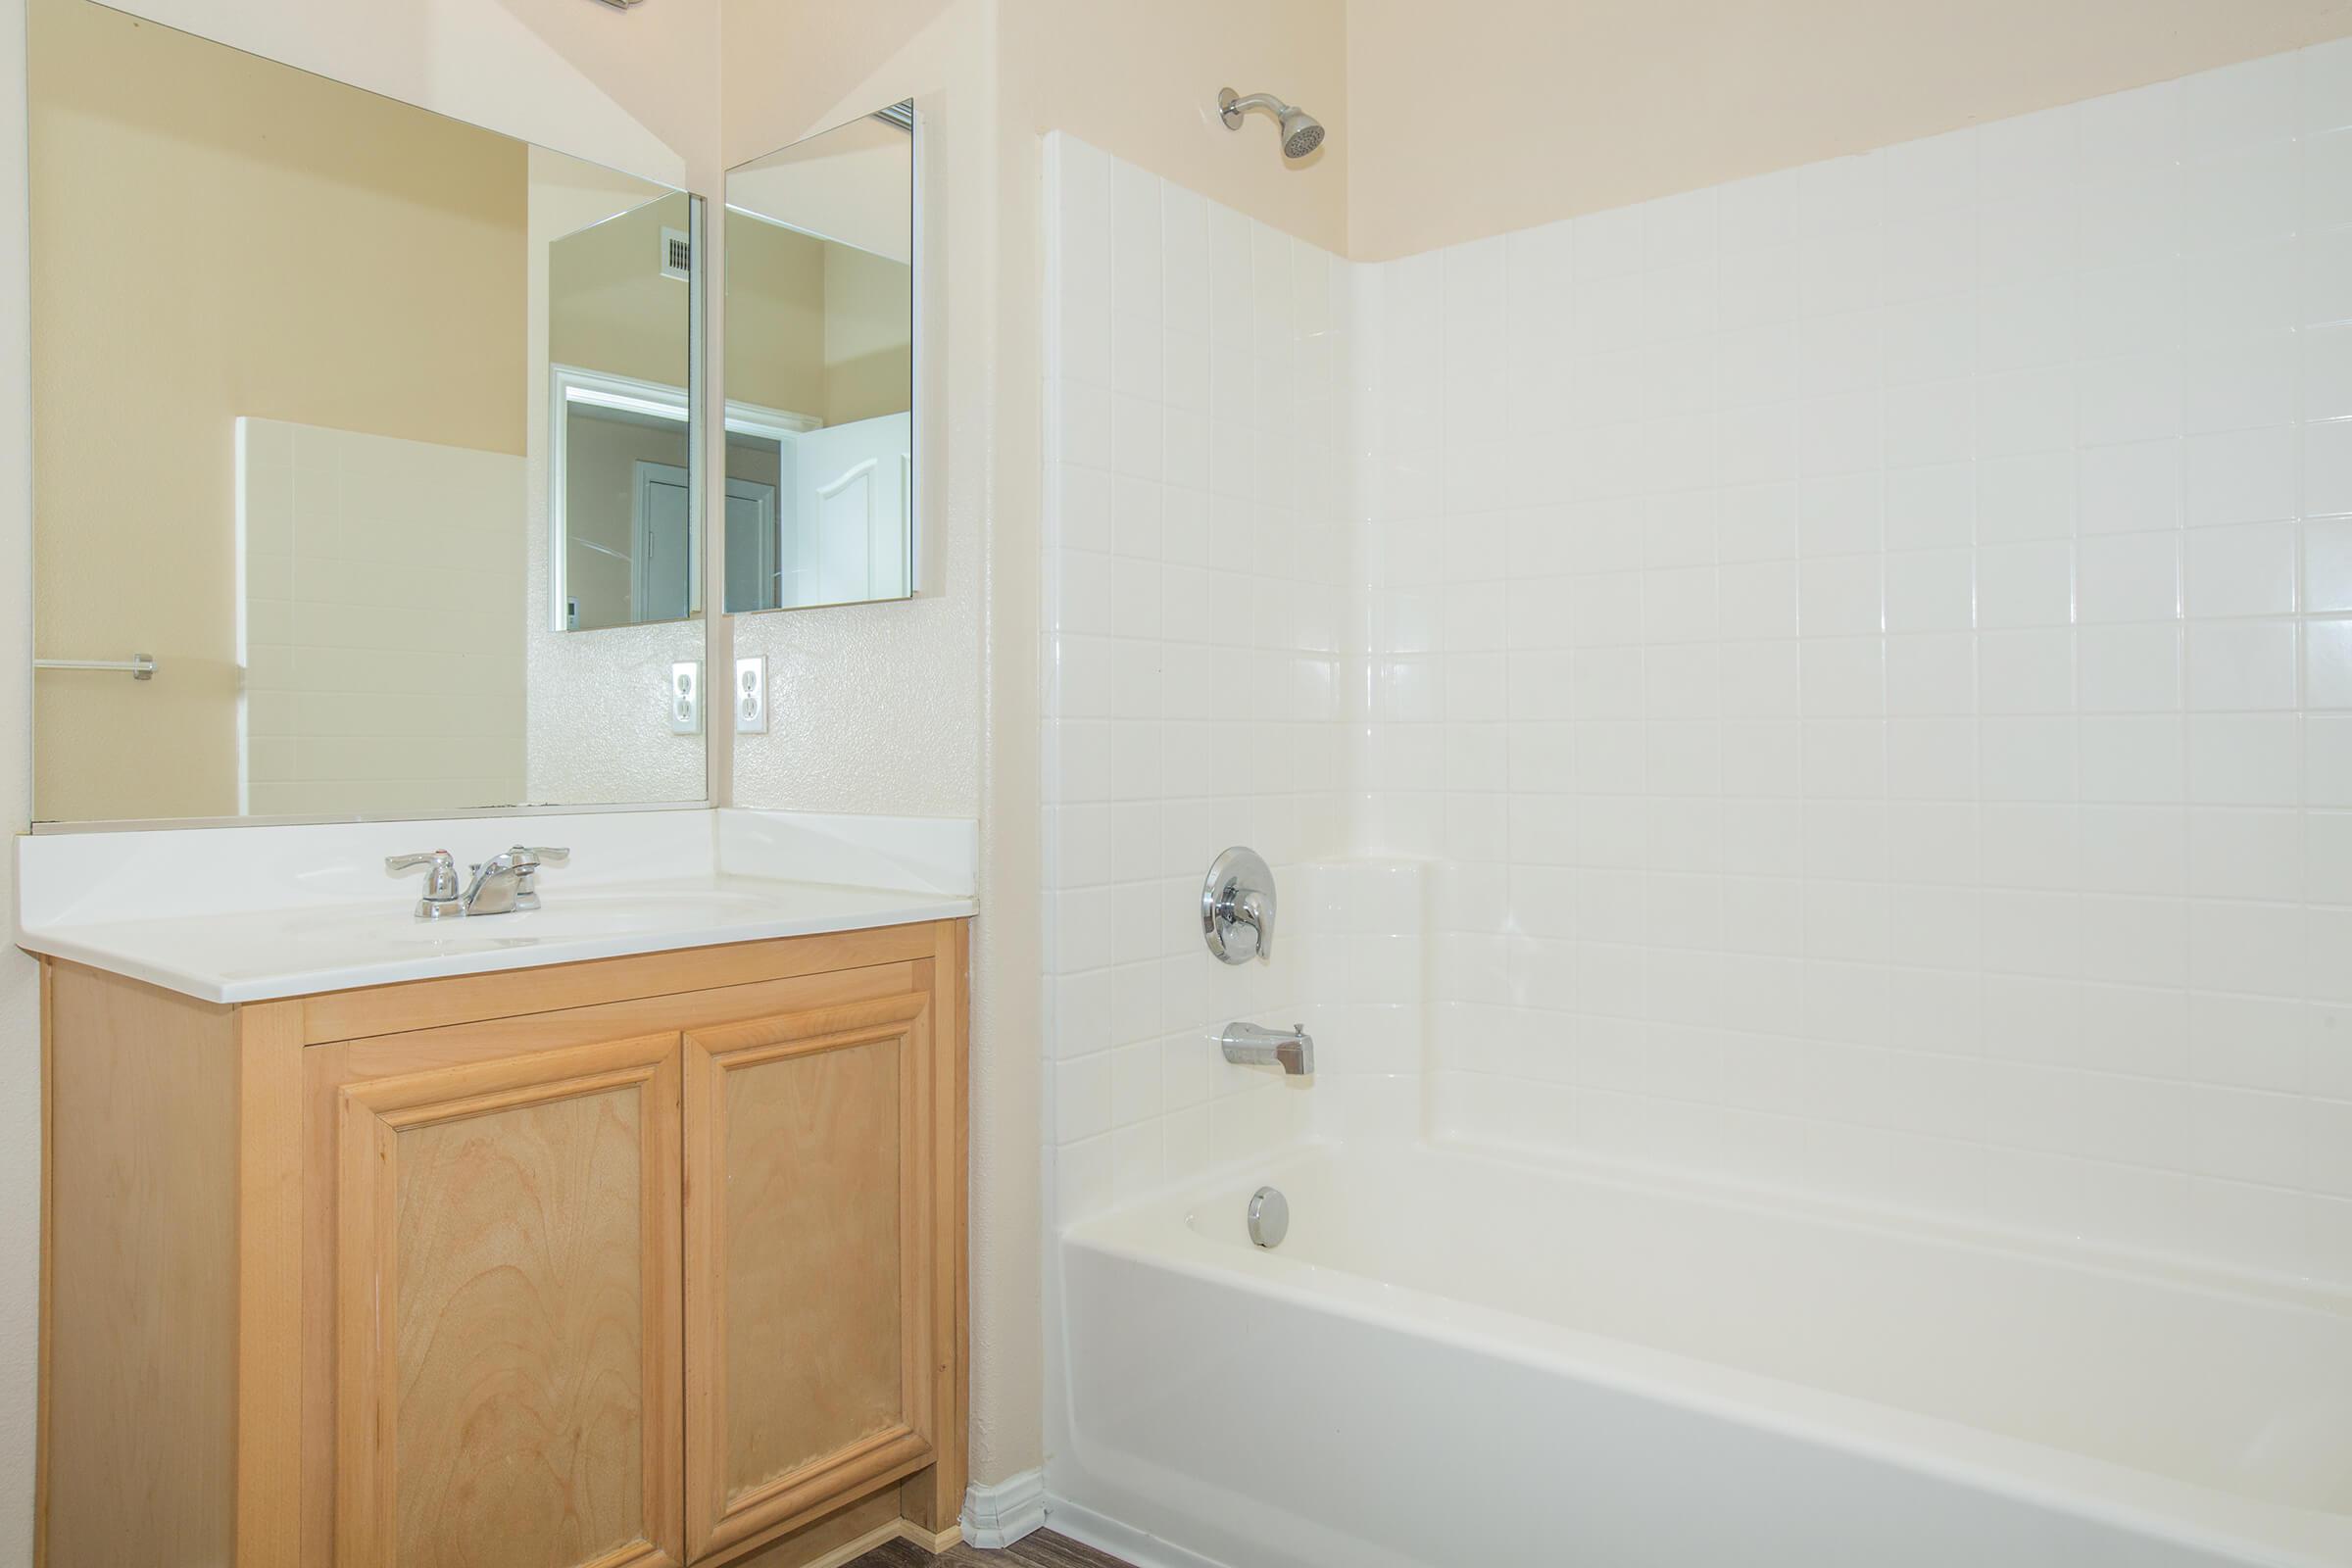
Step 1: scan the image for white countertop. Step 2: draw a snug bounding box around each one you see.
[15,808,976,1004]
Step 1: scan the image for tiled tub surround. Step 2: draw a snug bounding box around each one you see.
[1046,40,2352,1290]
[239,417,526,816]
[1041,135,1354,1222]
[1367,43,2352,1284]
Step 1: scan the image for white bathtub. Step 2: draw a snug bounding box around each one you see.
[1050,1143,2352,1567]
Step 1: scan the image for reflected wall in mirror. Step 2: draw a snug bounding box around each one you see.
[724,105,914,613]
[548,183,697,632]
[27,0,706,823]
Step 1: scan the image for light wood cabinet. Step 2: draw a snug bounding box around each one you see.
[336,1030,686,1568]
[38,919,968,1568]
[684,992,938,1559]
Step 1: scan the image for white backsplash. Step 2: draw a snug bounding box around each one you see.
[1045,39,2352,1287]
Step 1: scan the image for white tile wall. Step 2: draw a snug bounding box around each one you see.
[1041,135,1351,1224]
[240,418,525,815]
[1373,41,2352,1286]
[1045,43,2352,1287]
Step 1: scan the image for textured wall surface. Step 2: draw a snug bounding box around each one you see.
[1363,43,2352,1284]
[723,7,982,820]
[523,152,710,808]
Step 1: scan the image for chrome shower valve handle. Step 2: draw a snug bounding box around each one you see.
[1202,846,1277,963]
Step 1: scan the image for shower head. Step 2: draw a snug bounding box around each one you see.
[1218,87,1326,161]
[1279,107,1326,159]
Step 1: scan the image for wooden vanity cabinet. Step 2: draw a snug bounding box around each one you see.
[38,919,969,1568]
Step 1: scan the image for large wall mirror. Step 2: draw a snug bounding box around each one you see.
[724,105,915,613]
[26,0,707,824]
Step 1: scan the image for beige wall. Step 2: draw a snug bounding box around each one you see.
[86,0,714,190]
[821,243,912,424]
[730,119,915,263]
[1347,0,2352,258]
[726,212,910,425]
[550,194,695,391]
[726,215,829,416]
[997,0,1348,254]
[0,0,35,1549]
[27,0,526,822]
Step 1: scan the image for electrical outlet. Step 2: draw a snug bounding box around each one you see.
[668,661,702,735]
[734,655,767,734]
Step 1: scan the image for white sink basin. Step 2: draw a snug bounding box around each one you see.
[15,808,979,1004]
[350,889,795,946]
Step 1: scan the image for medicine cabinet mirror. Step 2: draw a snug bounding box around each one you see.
[723,104,916,613]
[26,0,708,823]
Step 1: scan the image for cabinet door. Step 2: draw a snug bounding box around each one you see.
[682,991,937,1560]
[334,1032,685,1568]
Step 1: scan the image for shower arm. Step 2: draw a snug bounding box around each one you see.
[1219,91,1293,127]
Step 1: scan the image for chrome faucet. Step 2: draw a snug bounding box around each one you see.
[1222,1020,1314,1076]
[386,845,568,920]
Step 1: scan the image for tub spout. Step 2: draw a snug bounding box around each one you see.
[1221,1021,1314,1076]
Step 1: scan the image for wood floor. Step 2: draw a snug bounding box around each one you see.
[853,1530,1132,1568]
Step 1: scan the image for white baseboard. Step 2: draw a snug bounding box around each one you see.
[1041,1495,1237,1568]
[960,1468,1049,1548]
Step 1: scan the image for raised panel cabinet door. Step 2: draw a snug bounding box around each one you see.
[335,1032,686,1568]
[682,990,937,1560]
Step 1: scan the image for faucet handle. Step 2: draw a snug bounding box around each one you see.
[386,851,462,919]
[386,849,454,879]
[507,845,569,912]
[1201,847,1277,964]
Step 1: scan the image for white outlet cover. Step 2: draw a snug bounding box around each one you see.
[668,661,702,735]
[735,655,768,734]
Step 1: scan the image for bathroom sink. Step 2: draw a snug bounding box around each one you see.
[336,887,797,946]
[15,808,977,1004]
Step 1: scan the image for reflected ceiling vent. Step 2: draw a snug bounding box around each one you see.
[871,100,915,133]
[588,0,647,10]
[660,225,690,282]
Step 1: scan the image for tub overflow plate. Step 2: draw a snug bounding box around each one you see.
[1249,1185,1288,1249]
